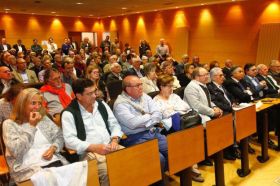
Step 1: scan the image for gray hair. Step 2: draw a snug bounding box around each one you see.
[110,63,121,71]
[210,67,223,80]
[269,59,280,67]
[256,64,267,72]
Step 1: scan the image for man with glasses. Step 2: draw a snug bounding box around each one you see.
[62,78,123,186]
[40,68,74,123]
[113,75,171,186]
[269,59,280,84]
[12,58,38,84]
[0,66,19,95]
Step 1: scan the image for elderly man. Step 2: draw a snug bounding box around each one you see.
[103,55,118,74]
[0,66,19,95]
[222,59,233,79]
[223,66,253,103]
[156,38,169,62]
[124,56,145,78]
[184,67,223,120]
[256,64,280,97]
[113,75,171,185]
[269,59,280,84]
[106,63,123,84]
[62,79,123,186]
[40,68,74,122]
[12,58,38,84]
[0,38,11,52]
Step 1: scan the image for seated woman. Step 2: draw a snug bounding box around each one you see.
[177,64,194,87]
[3,88,68,183]
[86,65,109,101]
[153,74,204,183]
[0,83,25,123]
[141,63,159,94]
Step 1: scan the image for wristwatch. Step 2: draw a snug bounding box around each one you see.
[111,136,120,143]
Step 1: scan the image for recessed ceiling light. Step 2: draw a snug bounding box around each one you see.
[51,11,56,14]
[232,0,236,1]
[201,3,205,5]
[122,7,127,10]
[154,9,158,11]
[31,13,35,15]
[89,14,93,16]
[4,8,11,11]
[175,6,179,9]
[76,2,83,5]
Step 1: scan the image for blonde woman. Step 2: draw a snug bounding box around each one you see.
[3,88,67,183]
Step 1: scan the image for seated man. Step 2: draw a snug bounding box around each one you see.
[12,58,38,84]
[184,67,223,120]
[268,59,280,84]
[124,56,145,78]
[62,78,123,186]
[40,68,74,123]
[106,63,123,84]
[0,66,19,95]
[113,75,170,185]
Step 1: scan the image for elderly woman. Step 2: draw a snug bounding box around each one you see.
[86,65,108,101]
[141,63,159,94]
[153,74,204,183]
[161,61,181,89]
[3,88,67,183]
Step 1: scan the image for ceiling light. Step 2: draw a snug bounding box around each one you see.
[122,7,127,10]
[31,13,35,15]
[175,6,179,9]
[76,2,83,5]
[89,14,93,16]
[4,8,11,11]
[201,3,205,5]
[51,11,56,14]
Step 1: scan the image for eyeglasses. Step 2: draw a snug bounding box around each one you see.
[127,83,143,88]
[215,74,224,77]
[83,89,98,96]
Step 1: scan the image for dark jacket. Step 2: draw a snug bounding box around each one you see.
[207,82,233,114]
[256,74,279,97]
[124,68,145,78]
[223,78,252,103]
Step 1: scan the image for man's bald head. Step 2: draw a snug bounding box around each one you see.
[123,75,143,99]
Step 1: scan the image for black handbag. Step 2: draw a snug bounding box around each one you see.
[180,109,202,129]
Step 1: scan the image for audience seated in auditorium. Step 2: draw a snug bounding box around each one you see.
[156,38,169,62]
[0,83,24,123]
[12,58,39,84]
[222,59,233,79]
[113,75,170,186]
[153,74,204,182]
[0,38,11,52]
[31,39,43,56]
[13,39,27,56]
[40,68,74,123]
[46,37,58,56]
[100,35,111,54]
[62,78,123,186]
[38,58,52,82]
[139,40,151,58]
[223,66,253,103]
[30,57,43,79]
[268,59,280,84]
[3,88,67,183]
[207,67,240,160]
[184,67,222,121]
[177,63,194,87]
[175,54,189,75]
[191,55,201,67]
[124,56,145,78]
[106,63,123,85]
[161,61,181,89]
[256,64,280,97]
[244,63,267,99]
[61,57,77,86]
[86,65,108,101]
[141,63,159,94]
[0,66,19,95]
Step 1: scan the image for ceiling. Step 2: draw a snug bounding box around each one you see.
[0,0,244,18]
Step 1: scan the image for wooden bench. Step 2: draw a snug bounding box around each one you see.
[18,160,100,186]
[106,139,162,186]
[233,105,256,177]
[167,125,205,186]
[206,114,234,186]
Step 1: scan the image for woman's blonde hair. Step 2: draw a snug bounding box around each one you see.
[10,88,46,124]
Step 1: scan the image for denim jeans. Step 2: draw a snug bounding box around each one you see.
[121,129,168,173]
